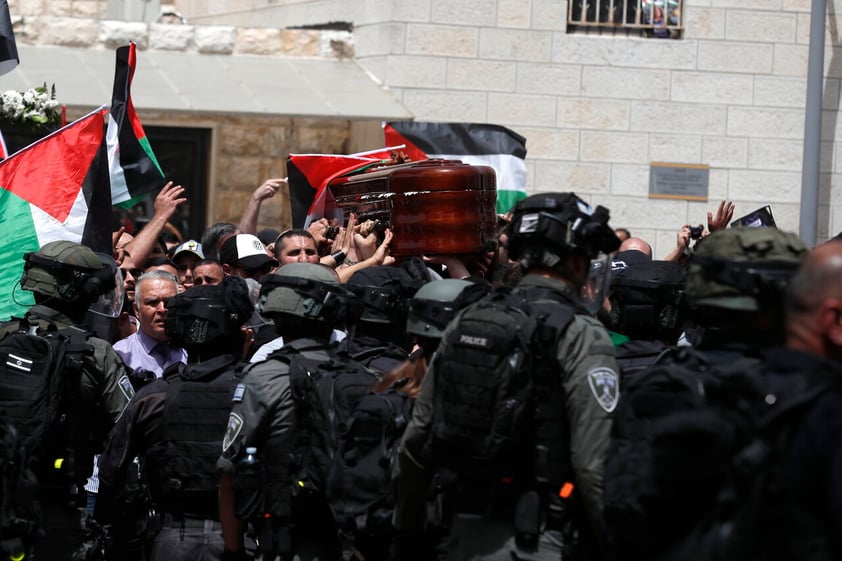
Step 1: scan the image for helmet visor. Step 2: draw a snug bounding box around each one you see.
[87,267,124,319]
[583,253,612,315]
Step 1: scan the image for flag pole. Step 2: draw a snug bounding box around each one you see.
[799,0,827,247]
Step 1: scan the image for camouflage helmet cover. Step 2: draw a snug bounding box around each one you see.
[686,227,806,311]
[259,262,346,322]
[21,240,108,302]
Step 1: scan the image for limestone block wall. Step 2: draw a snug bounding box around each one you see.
[156,0,842,254]
[357,0,839,256]
[11,0,842,251]
[9,1,357,234]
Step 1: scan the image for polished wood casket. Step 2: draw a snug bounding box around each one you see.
[328,159,497,256]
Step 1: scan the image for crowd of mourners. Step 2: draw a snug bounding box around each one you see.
[2,173,842,561]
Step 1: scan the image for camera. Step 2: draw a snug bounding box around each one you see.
[689,225,704,240]
[370,219,388,235]
[324,225,340,240]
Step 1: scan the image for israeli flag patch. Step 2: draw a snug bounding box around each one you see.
[232,383,245,402]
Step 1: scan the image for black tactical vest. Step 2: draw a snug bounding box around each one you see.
[145,356,243,518]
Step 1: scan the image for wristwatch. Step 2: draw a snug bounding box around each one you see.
[331,250,346,265]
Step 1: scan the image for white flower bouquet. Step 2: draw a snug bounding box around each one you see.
[0,83,60,130]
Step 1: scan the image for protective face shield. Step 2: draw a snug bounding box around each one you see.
[83,266,124,343]
[87,260,125,319]
[583,254,612,315]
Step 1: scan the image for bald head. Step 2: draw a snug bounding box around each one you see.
[785,240,842,360]
[618,237,652,258]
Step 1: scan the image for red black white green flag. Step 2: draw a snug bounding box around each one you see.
[0,0,18,77]
[0,107,112,320]
[383,121,527,213]
[287,147,399,228]
[107,42,165,207]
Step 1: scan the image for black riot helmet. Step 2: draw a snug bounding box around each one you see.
[346,261,429,327]
[506,192,620,267]
[165,276,253,358]
[607,260,687,341]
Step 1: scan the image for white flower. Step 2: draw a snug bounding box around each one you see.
[0,84,59,128]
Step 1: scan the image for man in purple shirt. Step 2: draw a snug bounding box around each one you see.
[114,269,187,377]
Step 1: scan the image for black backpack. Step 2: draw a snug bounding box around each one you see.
[656,372,840,561]
[326,387,413,536]
[0,418,40,560]
[603,347,768,560]
[286,352,379,497]
[0,320,97,491]
[429,287,576,483]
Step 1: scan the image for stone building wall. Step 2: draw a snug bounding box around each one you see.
[12,0,842,251]
[350,0,837,254]
[143,0,842,255]
[9,1,360,235]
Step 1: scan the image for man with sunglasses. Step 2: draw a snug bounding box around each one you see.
[220,234,279,282]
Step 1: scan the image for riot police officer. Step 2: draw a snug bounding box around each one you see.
[603,259,686,379]
[341,261,430,375]
[0,240,133,560]
[218,263,362,561]
[394,192,621,560]
[603,227,808,560]
[96,275,255,561]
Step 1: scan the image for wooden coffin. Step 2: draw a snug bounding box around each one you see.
[328,159,497,256]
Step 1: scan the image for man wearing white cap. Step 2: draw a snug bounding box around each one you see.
[171,239,204,289]
[220,234,279,282]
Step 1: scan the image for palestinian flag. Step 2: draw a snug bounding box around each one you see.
[107,42,165,207]
[0,0,18,77]
[0,107,111,320]
[0,128,8,159]
[383,121,528,213]
[287,147,400,228]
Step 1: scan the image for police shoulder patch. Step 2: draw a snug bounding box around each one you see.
[222,412,244,452]
[118,375,135,401]
[587,367,620,413]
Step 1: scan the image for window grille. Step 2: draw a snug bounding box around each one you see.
[567,0,683,38]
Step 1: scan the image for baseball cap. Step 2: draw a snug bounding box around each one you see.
[171,239,204,261]
[220,234,279,270]
[257,228,281,246]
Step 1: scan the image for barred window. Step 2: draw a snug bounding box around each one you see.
[567,0,683,39]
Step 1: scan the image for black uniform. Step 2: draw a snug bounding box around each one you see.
[0,304,133,560]
[761,347,842,558]
[98,354,244,561]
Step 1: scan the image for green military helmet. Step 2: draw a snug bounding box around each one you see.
[259,262,347,322]
[686,227,807,312]
[406,279,474,339]
[21,240,107,303]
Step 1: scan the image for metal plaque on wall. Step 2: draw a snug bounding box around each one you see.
[648,162,709,201]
